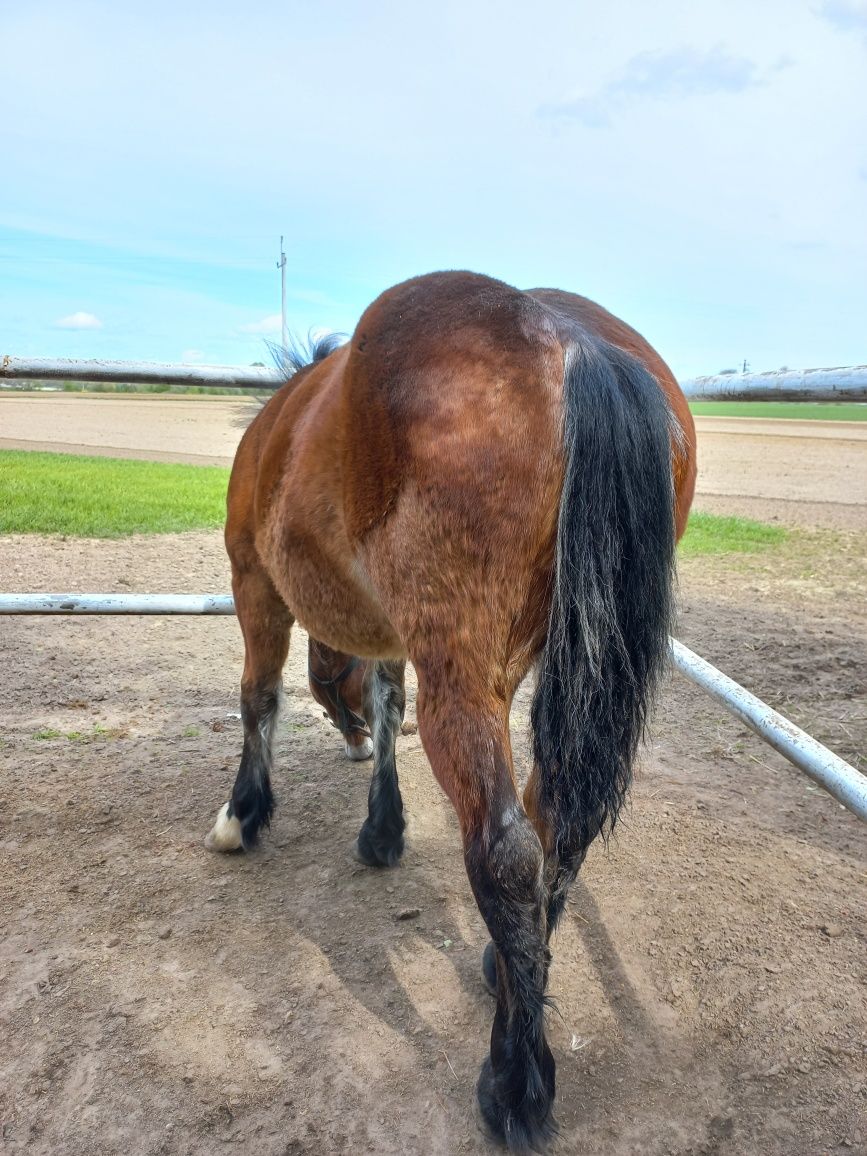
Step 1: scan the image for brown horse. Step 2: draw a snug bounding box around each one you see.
[206,271,696,1151]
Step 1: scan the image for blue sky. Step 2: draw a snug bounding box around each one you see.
[1,0,865,377]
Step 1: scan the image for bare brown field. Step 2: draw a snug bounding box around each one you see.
[2,396,865,529]
[0,398,865,1155]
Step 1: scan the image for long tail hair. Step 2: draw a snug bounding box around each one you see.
[531,332,677,924]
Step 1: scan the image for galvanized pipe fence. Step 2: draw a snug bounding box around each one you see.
[1,353,865,822]
[669,641,866,820]
[3,354,867,400]
[1,355,281,390]
[679,364,867,402]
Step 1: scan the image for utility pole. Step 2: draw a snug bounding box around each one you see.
[277,237,287,350]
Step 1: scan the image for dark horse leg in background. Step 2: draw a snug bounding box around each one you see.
[206,565,402,856]
[353,659,407,867]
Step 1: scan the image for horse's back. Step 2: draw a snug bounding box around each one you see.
[231,271,566,663]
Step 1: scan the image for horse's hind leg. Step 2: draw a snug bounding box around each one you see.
[481,760,590,997]
[205,563,293,852]
[415,665,555,1150]
[479,752,608,1007]
[522,759,603,941]
[353,659,407,867]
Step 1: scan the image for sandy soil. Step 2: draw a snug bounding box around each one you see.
[1,396,866,1154]
[2,396,865,531]
[693,418,867,532]
[0,394,260,467]
[1,524,865,1155]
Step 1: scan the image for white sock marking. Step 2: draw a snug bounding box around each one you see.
[345,735,374,761]
[204,801,243,852]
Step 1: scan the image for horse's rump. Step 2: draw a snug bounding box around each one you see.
[231,270,692,668]
[527,287,696,536]
[234,273,565,659]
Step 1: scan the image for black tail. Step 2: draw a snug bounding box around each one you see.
[531,333,676,926]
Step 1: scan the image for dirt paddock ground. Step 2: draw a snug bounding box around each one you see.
[1,398,866,1155]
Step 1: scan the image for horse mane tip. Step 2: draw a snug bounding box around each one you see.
[266,331,346,380]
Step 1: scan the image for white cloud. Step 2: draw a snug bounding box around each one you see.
[55,310,103,330]
[819,1,867,32]
[180,348,207,363]
[238,314,282,335]
[539,45,767,126]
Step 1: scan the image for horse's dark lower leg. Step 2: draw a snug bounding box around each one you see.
[471,812,555,1151]
[205,565,293,852]
[353,659,406,867]
[478,854,582,1000]
[416,684,555,1151]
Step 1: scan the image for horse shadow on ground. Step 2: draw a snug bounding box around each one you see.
[204,724,676,1148]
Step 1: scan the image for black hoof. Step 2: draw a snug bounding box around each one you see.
[482,941,498,996]
[352,820,404,868]
[476,1055,556,1153]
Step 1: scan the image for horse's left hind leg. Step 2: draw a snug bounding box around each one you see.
[205,563,293,852]
[353,660,407,867]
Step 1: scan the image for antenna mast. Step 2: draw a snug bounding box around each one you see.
[277,237,287,349]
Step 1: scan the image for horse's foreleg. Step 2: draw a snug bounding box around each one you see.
[416,671,555,1152]
[307,638,374,762]
[353,659,406,867]
[205,565,293,852]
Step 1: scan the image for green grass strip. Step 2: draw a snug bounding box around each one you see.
[0,450,789,557]
[679,511,787,556]
[0,451,229,537]
[689,401,867,421]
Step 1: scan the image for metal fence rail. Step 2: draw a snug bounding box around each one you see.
[1,593,235,615]
[1,355,282,390]
[679,364,867,402]
[4,354,867,400]
[669,641,867,821]
[2,592,865,822]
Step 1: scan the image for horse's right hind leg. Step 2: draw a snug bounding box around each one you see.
[414,665,555,1150]
[205,563,293,852]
